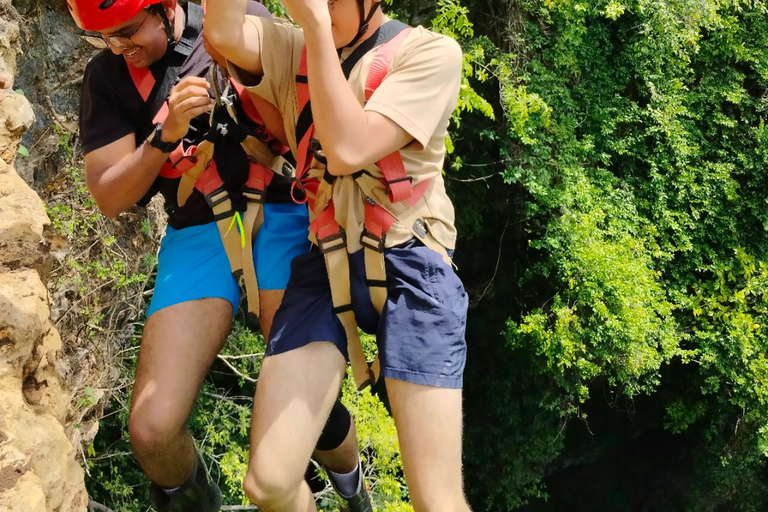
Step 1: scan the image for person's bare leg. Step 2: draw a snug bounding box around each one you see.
[258,289,283,341]
[244,342,346,511]
[386,379,472,512]
[129,298,232,487]
[259,289,362,476]
[313,419,359,473]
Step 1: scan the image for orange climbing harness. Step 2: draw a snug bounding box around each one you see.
[128,61,295,319]
[293,20,453,389]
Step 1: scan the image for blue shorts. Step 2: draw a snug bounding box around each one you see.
[267,239,468,388]
[147,202,311,318]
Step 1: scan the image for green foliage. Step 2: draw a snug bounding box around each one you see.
[441,0,768,508]
[17,144,30,158]
[431,0,495,155]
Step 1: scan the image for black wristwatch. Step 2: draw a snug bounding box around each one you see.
[146,123,180,153]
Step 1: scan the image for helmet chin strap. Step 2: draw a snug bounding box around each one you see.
[153,3,177,48]
[342,0,381,49]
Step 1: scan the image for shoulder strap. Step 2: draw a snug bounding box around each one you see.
[364,25,414,203]
[127,2,204,105]
[176,2,203,56]
[340,19,409,79]
[364,25,412,100]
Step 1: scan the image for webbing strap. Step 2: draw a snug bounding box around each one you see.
[310,205,378,390]
[128,65,155,102]
[361,201,395,312]
[158,142,195,179]
[241,136,294,179]
[210,191,242,280]
[153,102,170,124]
[177,140,215,207]
[199,159,268,319]
[356,173,452,265]
[127,3,203,110]
[294,49,314,181]
[365,26,414,204]
[239,199,263,317]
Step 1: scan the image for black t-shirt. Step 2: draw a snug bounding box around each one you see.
[79,1,293,229]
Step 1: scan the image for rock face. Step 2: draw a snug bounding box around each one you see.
[0,2,88,510]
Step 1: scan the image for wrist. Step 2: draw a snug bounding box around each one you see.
[160,121,184,144]
[301,12,333,41]
[148,123,181,153]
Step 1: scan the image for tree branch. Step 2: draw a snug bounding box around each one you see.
[216,354,257,383]
[88,500,117,512]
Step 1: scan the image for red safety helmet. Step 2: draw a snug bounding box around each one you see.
[66,0,163,31]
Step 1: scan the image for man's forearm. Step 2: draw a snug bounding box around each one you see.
[304,25,374,175]
[86,143,170,218]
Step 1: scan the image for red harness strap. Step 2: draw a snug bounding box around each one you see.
[243,162,274,203]
[127,65,155,102]
[364,27,414,204]
[305,25,419,246]
[310,203,345,253]
[295,49,314,181]
[360,177,432,249]
[127,63,184,178]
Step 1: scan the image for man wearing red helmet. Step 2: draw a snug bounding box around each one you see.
[205,0,471,511]
[69,1,371,511]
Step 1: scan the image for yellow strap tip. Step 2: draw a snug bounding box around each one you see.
[225,212,248,248]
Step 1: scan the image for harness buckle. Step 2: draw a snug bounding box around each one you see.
[360,228,386,252]
[309,138,328,165]
[316,228,347,254]
[242,186,266,204]
[281,161,295,177]
[383,176,413,196]
[203,187,229,209]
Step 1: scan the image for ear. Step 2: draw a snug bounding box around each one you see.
[162,0,178,22]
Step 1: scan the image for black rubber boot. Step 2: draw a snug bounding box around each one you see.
[148,451,222,512]
[329,462,373,512]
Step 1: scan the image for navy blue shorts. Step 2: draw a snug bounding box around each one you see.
[267,239,468,388]
[147,203,310,318]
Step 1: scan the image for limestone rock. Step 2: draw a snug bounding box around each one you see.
[0,473,47,512]
[0,157,51,277]
[0,92,34,163]
[0,270,49,378]
[0,3,88,511]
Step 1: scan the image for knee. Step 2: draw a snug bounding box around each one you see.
[128,408,183,456]
[243,456,303,507]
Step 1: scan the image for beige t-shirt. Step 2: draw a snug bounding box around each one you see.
[229,16,462,251]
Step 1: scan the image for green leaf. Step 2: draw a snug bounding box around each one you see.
[17,145,29,158]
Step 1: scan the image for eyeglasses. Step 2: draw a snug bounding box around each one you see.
[100,9,153,50]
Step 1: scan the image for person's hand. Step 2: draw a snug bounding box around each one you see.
[280,0,331,31]
[0,75,12,103]
[161,76,214,142]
